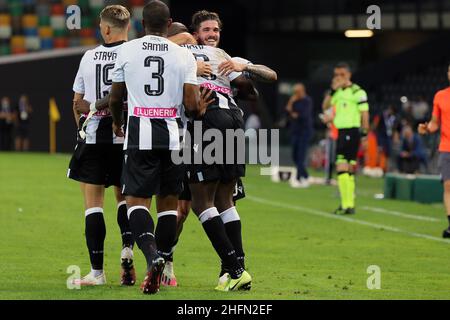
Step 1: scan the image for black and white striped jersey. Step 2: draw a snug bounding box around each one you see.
[73,41,125,144]
[182,44,241,111]
[112,35,198,151]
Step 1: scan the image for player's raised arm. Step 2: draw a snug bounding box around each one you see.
[218,59,277,83]
[245,64,277,83]
[169,32,197,45]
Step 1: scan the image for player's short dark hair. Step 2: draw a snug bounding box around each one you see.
[143,0,171,33]
[190,10,222,32]
[335,62,351,72]
[168,22,188,37]
[100,5,130,30]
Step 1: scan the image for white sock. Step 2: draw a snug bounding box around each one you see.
[91,268,103,277]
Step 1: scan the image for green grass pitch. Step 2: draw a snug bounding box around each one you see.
[1,152,450,299]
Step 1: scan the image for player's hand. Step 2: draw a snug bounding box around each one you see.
[113,123,124,137]
[418,122,428,135]
[218,60,245,76]
[74,99,91,114]
[197,61,212,77]
[331,77,344,90]
[198,88,215,117]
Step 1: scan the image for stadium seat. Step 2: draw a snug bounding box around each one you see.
[0,1,147,54]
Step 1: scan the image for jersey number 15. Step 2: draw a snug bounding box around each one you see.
[95,63,114,100]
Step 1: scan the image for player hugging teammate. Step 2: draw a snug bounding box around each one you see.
[68,1,277,294]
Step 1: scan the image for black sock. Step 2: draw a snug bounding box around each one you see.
[155,211,178,262]
[85,208,106,270]
[220,207,245,269]
[199,207,244,279]
[447,215,450,228]
[168,216,185,262]
[128,206,158,270]
[117,201,134,249]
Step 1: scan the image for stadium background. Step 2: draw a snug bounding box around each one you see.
[1,0,450,158]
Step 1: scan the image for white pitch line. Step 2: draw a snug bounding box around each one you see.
[247,195,449,244]
[360,206,441,222]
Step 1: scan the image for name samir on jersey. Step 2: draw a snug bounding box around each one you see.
[112,35,198,151]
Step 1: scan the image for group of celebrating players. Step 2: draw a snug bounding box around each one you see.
[68,0,277,294]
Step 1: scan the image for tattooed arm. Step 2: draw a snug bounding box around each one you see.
[218,59,277,83]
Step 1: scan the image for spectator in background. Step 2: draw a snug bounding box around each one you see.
[15,94,32,151]
[375,105,400,159]
[285,83,314,188]
[397,124,427,173]
[321,90,338,185]
[0,97,15,150]
[411,95,430,126]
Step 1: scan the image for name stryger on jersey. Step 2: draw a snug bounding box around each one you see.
[93,51,118,61]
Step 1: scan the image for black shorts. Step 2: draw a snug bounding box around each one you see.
[179,175,246,202]
[68,143,123,187]
[186,108,246,184]
[336,128,360,164]
[121,148,184,198]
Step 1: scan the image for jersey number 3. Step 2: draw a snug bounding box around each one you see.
[144,56,164,96]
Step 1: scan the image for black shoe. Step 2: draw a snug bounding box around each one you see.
[344,208,355,215]
[141,257,165,294]
[334,206,345,215]
[442,228,450,238]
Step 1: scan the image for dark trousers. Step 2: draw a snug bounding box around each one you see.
[325,137,336,182]
[291,131,312,180]
[0,123,13,151]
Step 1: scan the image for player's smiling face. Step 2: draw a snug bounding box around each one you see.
[195,20,221,47]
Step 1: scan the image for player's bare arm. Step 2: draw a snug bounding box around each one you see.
[72,92,84,126]
[183,84,201,118]
[361,110,370,133]
[74,94,110,114]
[218,60,277,83]
[322,92,332,111]
[168,32,197,45]
[231,75,259,101]
[109,81,126,137]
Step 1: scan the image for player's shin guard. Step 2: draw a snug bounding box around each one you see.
[85,207,106,271]
[220,206,245,269]
[337,171,350,209]
[155,211,178,262]
[127,206,158,271]
[199,207,244,279]
[348,172,356,208]
[117,201,134,249]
